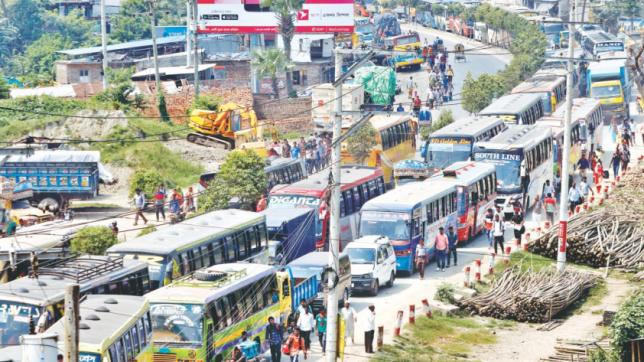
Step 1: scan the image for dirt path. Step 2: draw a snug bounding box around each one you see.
[470,276,631,362]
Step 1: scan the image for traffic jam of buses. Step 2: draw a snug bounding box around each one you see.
[0,0,642,361]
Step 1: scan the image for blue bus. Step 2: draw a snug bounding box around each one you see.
[359,178,457,274]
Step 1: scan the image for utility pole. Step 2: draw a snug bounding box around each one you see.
[557,0,577,273]
[192,0,200,97]
[149,0,161,93]
[63,284,79,362]
[186,0,192,67]
[100,0,109,89]
[325,49,343,362]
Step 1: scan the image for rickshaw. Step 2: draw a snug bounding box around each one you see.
[454,43,466,62]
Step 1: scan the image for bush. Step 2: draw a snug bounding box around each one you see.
[189,95,222,114]
[346,121,377,163]
[137,224,157,236]
[610,290,644,361]
[434,282,457,304]
[71,226,117,255]
[0,74,9,100]
[129,169,166,199]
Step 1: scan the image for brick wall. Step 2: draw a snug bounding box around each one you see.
[55,62,103,85]
[253,94,313,134]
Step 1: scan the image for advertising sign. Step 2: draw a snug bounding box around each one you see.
[197,0,354,34]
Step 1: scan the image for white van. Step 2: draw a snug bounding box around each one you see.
[345,235,396,296]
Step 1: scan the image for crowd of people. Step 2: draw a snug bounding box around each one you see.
[131,183,196,226]
[267,134,333,174]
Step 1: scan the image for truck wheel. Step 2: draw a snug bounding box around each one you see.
[387,272,395,288]
[371,282,379,296]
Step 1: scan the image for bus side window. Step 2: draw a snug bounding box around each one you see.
[340,193,346,217]
[138,319,146,346]
[123,332,133,361]
[131,326,140,355]
[343,191,354,214]
[361,184,369,202]
[282,277,290,297]
[380,131,389,149]
[225,235,237,262]
[221,296,233,327]
[109,345,118,362]
[115,339,125,362]
[352,188,361,210]
[194,247,204,270]
[377,178,385,194]
[426,205,433,224]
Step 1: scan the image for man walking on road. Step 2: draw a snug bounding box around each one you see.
[544,193,556,224]
[435,227,448,271]
[579,176,594,204]
[133,188,147,226]
[446,225,458,267]
[265,316,283,362]
[492,214,505,255]
[296,308,314,352]
[364,305,376,354]
[415,241,427,279]
[340,301,357,344]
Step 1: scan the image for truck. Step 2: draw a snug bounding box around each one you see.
[586,54,631,122]
[262,208,317,265]
[354,16,375,47]
[0,150,101,210]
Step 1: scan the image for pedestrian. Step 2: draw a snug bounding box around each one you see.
[578,176,594,204]
[446,65,454,83]
[109,221,119,237]
[610,148,621,178]
[531,194,544,225]
[412,95,422,115]
[427,88,435,109]
[256,193,267,212]
[169,189,182,216]
[296,307,314,352]
[317,140,327,169]
[305,144,316,174]
[363,305,376,354]
[291,142,301,159]
[396,103,405,112]
[282,139,291,158]
[543,180,555,200]
[576,151,591,179]
[284,327,306,362]
[266,316,283,362]
[593,159,604,185]
[406,76,414,98]
[434,227,448,271]
[415,240,427,279]
[568,182,581,213]
[154,185,166,222]
[133,188,147,226]
[229,346,246,362]
[512,208,525,245]
[544,193,556,224]
[484,208,494,248]
[620,145,630,172]
[183,186,195,213]
[446,225,458,267]
[316,309,327,354]
[299,137,306,159]
[297,300,310,317]
[554,173,562,199]
[340,301,357,344]
[492,214,505,255]
[622,129,632,147]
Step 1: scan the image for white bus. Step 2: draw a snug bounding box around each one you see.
[473,125,553,219]
[479,93,545,125]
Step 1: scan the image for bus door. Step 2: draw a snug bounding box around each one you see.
[455,186,469,240]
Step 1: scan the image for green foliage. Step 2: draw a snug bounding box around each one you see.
[346,121,377,163]
[461,72,506,114]
[129,169,165,198]
[93,68,139,109]
[252,48,291,97]
[10,33,70,85]
[431,108,455,132]
[110,0,187,42]
[199,150,267,211]
[0,72,9,99]
[43,9,96,47]
[609,290,644,361]
[5,0,46,52]
[137,224,157,236]
[0,17,18,66]
[435,283,457,304]
[158,91,170,123]
[71,226,118,255]
[190,95,223,113]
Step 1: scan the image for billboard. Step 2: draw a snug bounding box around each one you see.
[197,0,354,34]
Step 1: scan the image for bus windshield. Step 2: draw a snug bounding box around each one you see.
[591,85,622,98]
[346,248,376,264]
[395,35,419,46]
[356,23,373,34]
[426,139,472,169]
[268,195,320,209]
[360,211,410,241]
[474,152,522,191]
[150,303,203,345]
[0,302,40,346]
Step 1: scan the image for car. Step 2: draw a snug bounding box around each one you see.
[345,235,396,296]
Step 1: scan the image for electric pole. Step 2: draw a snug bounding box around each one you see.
[63,284,79,362]
[192,0,200,97]
[100,0,109,89]
[186,0,192,67]
[557,0,577,273]
[325,49,343,362]
[149,0,161,93]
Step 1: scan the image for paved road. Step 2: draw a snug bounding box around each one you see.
[394,23,511,120]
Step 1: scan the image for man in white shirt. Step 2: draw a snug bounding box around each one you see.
[415,241,427,280]
[296,308,315,352]
[578,176,594,204]
[363,305,376,353]
[543,180,555,200]
[340,301,358,344]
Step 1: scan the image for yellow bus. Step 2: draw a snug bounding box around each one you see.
[47,295,152,362]
[341,114,417,186]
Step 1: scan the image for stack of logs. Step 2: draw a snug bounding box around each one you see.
[459,267,597,322]
[540,338,612,361]
[528,162,644,270]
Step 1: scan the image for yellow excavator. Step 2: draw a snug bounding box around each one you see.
[186,102,277,155]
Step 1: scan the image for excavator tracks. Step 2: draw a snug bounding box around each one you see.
[186,133,234,150]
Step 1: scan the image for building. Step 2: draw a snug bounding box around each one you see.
[55,60,103,84]
[131,64,218,82]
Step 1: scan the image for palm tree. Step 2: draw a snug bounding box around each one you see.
[261,0,303,97]
[251,48,291,98]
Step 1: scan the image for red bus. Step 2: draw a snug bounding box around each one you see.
[268,165,386,249]
[435,162,497,242]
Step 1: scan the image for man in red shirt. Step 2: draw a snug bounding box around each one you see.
[544,193,557,224]
[434,227,448,272]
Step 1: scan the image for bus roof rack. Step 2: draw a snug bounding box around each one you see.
[34,255,125,283]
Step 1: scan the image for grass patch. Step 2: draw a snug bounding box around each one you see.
[373,314,496,361]
[69,202,122,209]
[485,318,517,330]
[495,250,555,274]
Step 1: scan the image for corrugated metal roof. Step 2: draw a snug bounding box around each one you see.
[2,150,100,164]
[131,64,215,78]
[58,36,185,57]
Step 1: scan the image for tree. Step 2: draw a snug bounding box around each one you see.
[346,121,377,163]
[430,109,454,132]
[261,0,303,97]
[190,94,222,113]
[71,226,118,255]
[0,18,18,67]
[5,0,46,52]
[251,47,291,98]
[461,72,505,114]
[129,169,165,198]
[10,34,71,85]
[110,0,151,42]
[43,9,96,47]
[0,72,9,99]
[198,150,267,211]
[94,68,138,108]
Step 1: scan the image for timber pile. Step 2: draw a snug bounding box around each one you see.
[540,338,612,361]
[460,268,596,322]
[529,163,644,270]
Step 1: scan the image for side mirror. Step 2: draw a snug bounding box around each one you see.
[377,258,384,264]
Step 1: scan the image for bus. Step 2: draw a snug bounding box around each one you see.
[540,18,565,49]
[473,125,553,219]
[479,93,545,125]
[47,295,151,362]
[422,117,507,171]
[142,263,311,362]
[359,178,458,274]
[107,209,268,289]
[511,76,566,114]
[268,166,385,249]
[199,157,307,192]
[341,114,417,186]
[383,33,423,70]
[0,256,150,346]
[435,162,497,242]
[583,31,624,58]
